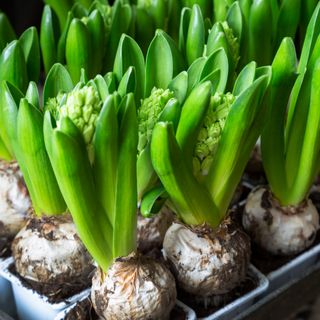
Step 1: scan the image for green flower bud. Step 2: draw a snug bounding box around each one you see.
[221,21,240,70]
[138,87,174,153]
[99,4,112,32]
[47,85,102,161]
[193,92,234,177]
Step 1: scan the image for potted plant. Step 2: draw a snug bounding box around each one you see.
[243,3,320,291]
[0,65,95,320]
[43,71,178,319]
[149,58,271,317]
[0,18,39,260]
[0,17,40,318]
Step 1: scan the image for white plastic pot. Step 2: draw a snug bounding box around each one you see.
[0,257,17,318]
[0,258,89,320]
[199,265,269,320]
[54,292,197,320]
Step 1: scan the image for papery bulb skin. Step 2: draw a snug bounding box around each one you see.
[91,252,177,320]
[243,186,319,255]
[11,214,94,296]
[163,218,250,296]
[0,160,30,255]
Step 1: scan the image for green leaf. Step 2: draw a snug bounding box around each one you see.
[0,82,23,158]
[151,122,220,226]
[86,9,106,76]
[137,97,182,200]
[40,5,60,75]
[168,71,188,104]
[145,30,184,96]
[0,41,28,92]
[232,61,256,96]
[113,34,145,103]
[93,74,109,100]
[275,0,301,51]
[176,81,211,168]
[186,56,206,93]
[206,71,271,217]
[104,72,117,93]
[43,0,73,29]
[103,3,132,71]
[118,66,136,97]
[261,38,298,203]
[134,7,156,54]
[66,18,92,84]
[71,2,88,18]
[0,82,39,211]
[201,48,229,93]
[138,0,167,29]
[159,98,181,131]
[140,185,167,218]
[77,0,94,9]
[43,63,73,106]
[284,35,320,189]
[186,4,205,66]
[184,0,213,19]
[57,11,73,63]
[17,99,66,215]
[137,144,157,201]
[93,94,118,225]
[286,58,320,204]
[26,81,40,109]
[0,13,16,52]
[286,2,320,132]
[113,93,138,258]
[19,27,40,83]
[237,0,251,69]
[179,7,191,57]
[207,23,228,57]
[248,0,273,65]
[0,136,12,161]
[167,0,182,42]
[299,0,319,46]
[213,0,233,21]
[44,112,113,271]
[226,1,243,42]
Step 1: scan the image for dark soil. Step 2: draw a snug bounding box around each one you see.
[0,237,11,257]
[178,269,258,318]
[60,296,188,320]
[309,189,320,213]
[8,263,92,304]
[242,171,267,188]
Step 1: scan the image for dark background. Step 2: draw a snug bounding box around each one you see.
[0,0,44,35]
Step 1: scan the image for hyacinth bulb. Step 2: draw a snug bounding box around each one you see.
[243,187,319,255]
[91,252,177,320]
[11,215,94,296]
[163,218,250,297]
[0,160,30,255]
